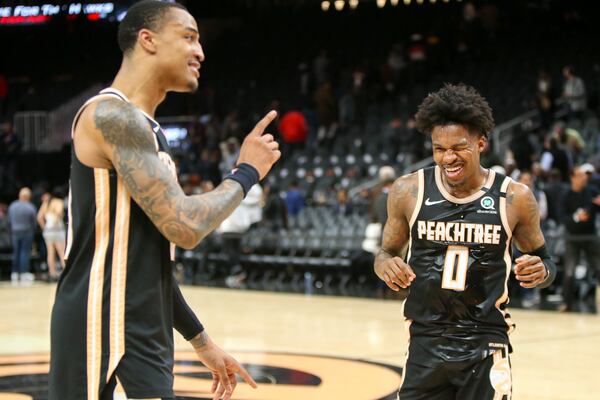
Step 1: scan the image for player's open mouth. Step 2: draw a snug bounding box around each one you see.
[444,165,463,179]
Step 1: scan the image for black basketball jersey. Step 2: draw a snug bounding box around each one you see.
[404,166,515,349]
[49,88,178,400]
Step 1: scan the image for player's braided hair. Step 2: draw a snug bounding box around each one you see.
[118,0,187,54]
[415,83,494,138]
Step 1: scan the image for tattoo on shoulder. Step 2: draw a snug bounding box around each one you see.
[392,174,418,201]
[507,189,514,204]
[94,99,155,151]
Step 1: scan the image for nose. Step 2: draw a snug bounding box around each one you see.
[443,149,457,165]
[194,41,205,63]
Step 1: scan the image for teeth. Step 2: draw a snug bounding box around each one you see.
[446,166,461,172]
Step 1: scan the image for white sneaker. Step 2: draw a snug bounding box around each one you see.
[20,272,35,284]
[11,272,19,286]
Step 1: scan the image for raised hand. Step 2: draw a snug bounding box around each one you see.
[237,110,281,180]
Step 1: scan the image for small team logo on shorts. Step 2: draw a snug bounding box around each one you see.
[481,196,495,210]
[489,357,512,395]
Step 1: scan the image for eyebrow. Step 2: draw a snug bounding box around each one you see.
[433,142,468,148]
[184,26,199,34]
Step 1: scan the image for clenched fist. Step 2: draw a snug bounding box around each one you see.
[375,256,416,291]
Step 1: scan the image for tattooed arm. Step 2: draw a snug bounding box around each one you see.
[508,182,554,288]
[509,182,545,252]
[374,173,418,291]
[77,98,278,249]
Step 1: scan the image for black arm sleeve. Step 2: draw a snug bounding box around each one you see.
[529,245,556,289]
[172,278,204,340]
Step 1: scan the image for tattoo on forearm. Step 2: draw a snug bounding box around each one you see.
[190,331,209,348]
[94,99,243,248]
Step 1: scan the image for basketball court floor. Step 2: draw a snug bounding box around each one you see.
[0,284,598,399]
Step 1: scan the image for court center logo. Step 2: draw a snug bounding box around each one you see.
[480,196,495,210]
[0,352,402,400]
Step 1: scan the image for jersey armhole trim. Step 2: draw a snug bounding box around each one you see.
[499,177,512,239]
[408,169,425,229]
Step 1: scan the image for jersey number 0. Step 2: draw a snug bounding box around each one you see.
[441,245,469,291]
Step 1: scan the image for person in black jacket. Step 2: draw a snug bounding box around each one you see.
[559,165,600,312]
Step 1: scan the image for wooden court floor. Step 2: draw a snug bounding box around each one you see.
[0,284,599,400]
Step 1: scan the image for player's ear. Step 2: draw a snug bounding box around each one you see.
[477,135,487,153]
[138,29,158,54]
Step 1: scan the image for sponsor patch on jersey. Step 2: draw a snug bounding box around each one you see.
[481,196,495,210]
[478,196,497,214]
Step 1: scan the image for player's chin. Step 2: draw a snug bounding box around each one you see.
[172,78,199,93]
[185,78,199,93]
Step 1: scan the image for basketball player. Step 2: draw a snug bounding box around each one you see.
[49,2,280,400]
[374,84,556,399]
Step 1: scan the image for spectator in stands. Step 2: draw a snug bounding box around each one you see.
[284,181,306,219]
[220,184,264,288]
[540,135,572,181]
[262,184,287,230]
[509,129,535,171]
[536,70,554,130]
[7,187,37,284]
[381,44,406,93]
[334,188,353,216]
[278,109,309,157]
[338,88,355,129]
[543,169,569,224]
[581,161,600,190]
[562,66,587,121]
[222,110,244,141]
[313,81,338,147]
[219,138,240,176]
[551,121,585,164]
[197,148,221,186]
[558,165,600,312]
[37,191,66,281]
[353,187,372,215]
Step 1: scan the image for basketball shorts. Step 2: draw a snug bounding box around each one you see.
[398,335,512,400]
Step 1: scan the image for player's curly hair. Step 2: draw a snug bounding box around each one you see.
[414,83,494,138]
[118,0,187,54]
